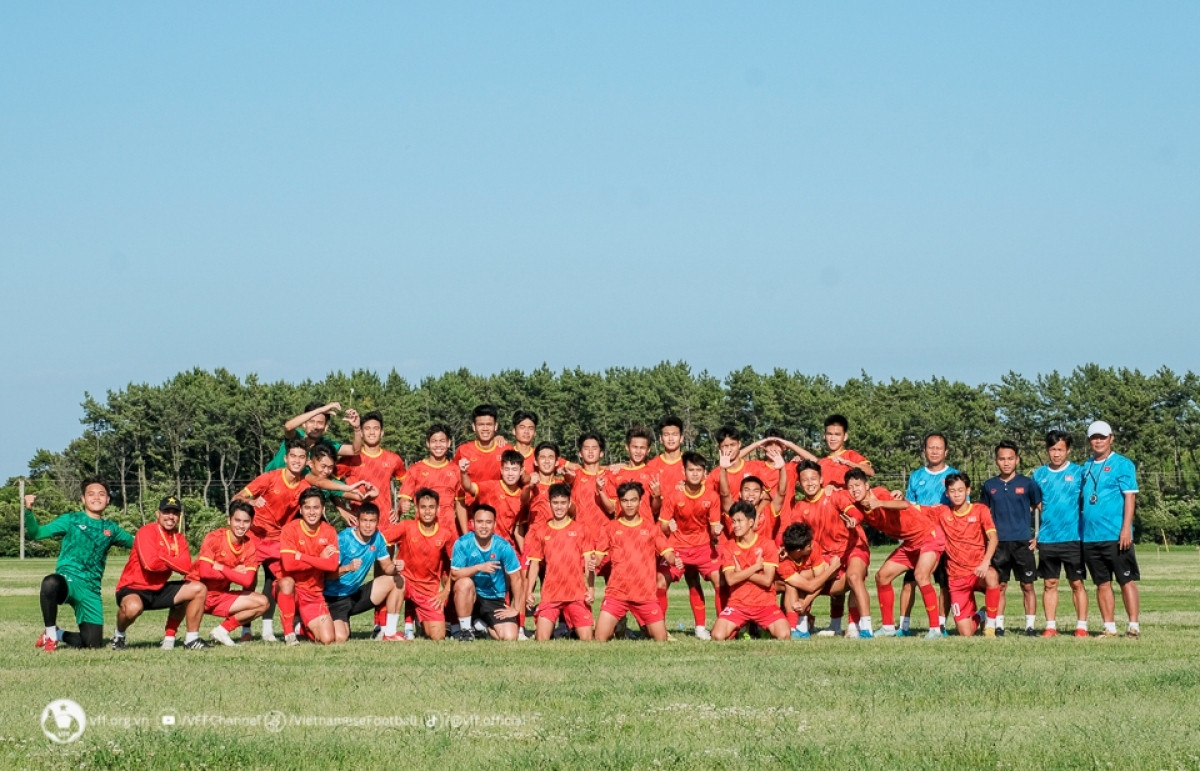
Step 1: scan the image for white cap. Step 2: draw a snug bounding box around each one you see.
[1086,420,1113,438]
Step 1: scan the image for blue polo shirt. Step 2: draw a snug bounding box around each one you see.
[1080,452,1138,543]
[451,534,521,600]
[905,465,958,506]
[979,474,1043,542]
[1032,462,1083,544]
[324,528,390,598]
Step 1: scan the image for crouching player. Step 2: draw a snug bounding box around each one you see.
[450,505,524,641]
[936,473,1002,636]
[775,522,844,639]
[385,489,455,640]
[523,483,595,640]
[190,501,269,646]
[277,488,340,646]
[712,502,790,640]
[840,469,946,639]
[324,504,405,642]
[592,482,682,642]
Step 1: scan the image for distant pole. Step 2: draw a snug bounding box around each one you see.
[18,478,25,560]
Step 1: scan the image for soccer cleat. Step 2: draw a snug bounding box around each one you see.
[183,638,209,651]
[239,631,253,644]
[261,630,278,643]
[110,635,127,651]
[161,636,176,650]
[941,626,949,637]
[210,627,237,647]
[1025,627,1037,637]
[923,628,943,640]
[1074,628,1089,638]
[372,626,384,641]
[1042,628,1059,638]
[791,628,810,640]
[518,628,530,641]
[694,626,712,641]
[994,627,1005,637]
[455,628,475,642]
[875,628,896,637]
[284,634,300,646]
[1100,630,1119,639]
[1125,628,1141,639]
[815,629,837,637]
[858,628,874,640]
[43,638,58,652]
[894,628,909,637]
[35,632,51,649]
[983,626,996,638]
[379,633,407,642]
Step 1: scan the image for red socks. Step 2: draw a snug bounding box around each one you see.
[164,616,182,637]
[688,585,707,627]
[985,587,1001,618]
[220,616,241,633]
[920,583,939,627]
[277,591,297,632]
[877,582,896,626]
[656,587,669,615]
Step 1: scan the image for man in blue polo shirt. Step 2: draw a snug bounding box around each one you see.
[323,504,405,642]
[450,505,524,642]
[1080,420,1140,638]
[1031,430,1088,638]
[980,440,1043,636]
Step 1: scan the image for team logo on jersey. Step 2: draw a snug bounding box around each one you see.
[319,538,328,545]
[702,501,711,509]
[1066,476,1075,482]
[967,517,977,523]
[368,545,376,552]
[489,553,496,560]
[1104,466,1111,472]
[77,524,87,531]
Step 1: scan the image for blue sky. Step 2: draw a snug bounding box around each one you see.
[3,4,1198,478]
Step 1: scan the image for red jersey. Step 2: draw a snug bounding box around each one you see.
[117,523,193,592]
[525,477,567,533]
[520,449,567,476]
[936,503,996,578]
[569,468,609,542]
[843,489,937,545]
[592,516,672,603]
[603,464,658,520]
[337,447,406,519]
[776,543,833,582]
[660,484,722,549]
[398,459,462,529]
[187,528,259,592]
[472,480,526,543]
[524,518,591,603]
[787,489,857,556]
[453,441,504,484]
[819,449,870,489]
[646,454,685,493]
[707,458,777,499]
[720,533,779,607]
[279,518,339,594]
[386,519,455,598]
[241,469,310,542]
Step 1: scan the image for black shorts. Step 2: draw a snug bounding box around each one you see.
[1083,541,1140,586]
[1037,542,1086,582]
[991,540,1037,584]
[474,596,517,628]
[116,580,184,611]
[325,586,379,624]
[904,554,948,585]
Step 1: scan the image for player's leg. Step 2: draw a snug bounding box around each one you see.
[766,617,791,640]
[1042,577,1060,627]
[535,604,559,641]
[912,550,943,637]
[594,610,620,642]
[1115,546,1140,631]
[846,556,872,635]
[416,593,448,641]
[60,581,106,650]
[307,613,337,646]
[115,591,145,636]
[275,576,298,642]
[176,581,207,637]
[1068,578,1088,634]
[874,559,908,632]
[683,568,707,632]
[566,602,594,641]
[897,571,917,634]
[38,574,69,648]
[452,578,478,639]
[368,575,404,640]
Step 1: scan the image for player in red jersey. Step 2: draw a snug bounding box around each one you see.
[597,426,660,521]
[776,521,844,638]
[523,483,595,640]
[564,432,609,549]
[113,497,208,650]
[646,416,686,493]
[383,488,456,640]
[398,423,465,534]
[935,473,1001,636]
[707,426,780,500]
[524,442,568,534]
[453,404,506,485]
[592,482,681,642]
[336,411,406,523]
[189,501,269,647]
[840,468,944,639]
[712,502,790,640]
[718,442,789,539]
[461,450,529,549]
[276,488,340,645]
[659,452,723,639]
[819,414,873,489]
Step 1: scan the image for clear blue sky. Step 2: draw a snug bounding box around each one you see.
[3,4,1198,478]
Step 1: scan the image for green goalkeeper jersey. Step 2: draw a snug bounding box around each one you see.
[24,510,134,584]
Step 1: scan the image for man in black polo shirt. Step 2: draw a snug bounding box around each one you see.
[980,440,1043,636]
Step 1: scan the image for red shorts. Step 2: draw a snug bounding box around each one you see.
[600,596,665,627]
[405,591,446,623]
[253,537,282,563]
[204,590,252,618]
[718,604,786,629]
[295,588,331,626]
[662,543,720,581]
[948,574,987,622]
[884,527,946,570]
[535,600,594,629]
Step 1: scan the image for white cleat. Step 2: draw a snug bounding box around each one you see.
[160,636,176,650]
[694,626,712,640]
[261,630,278,643]
[210,627,237,647]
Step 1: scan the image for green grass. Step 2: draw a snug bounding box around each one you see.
[3,548,1200,770]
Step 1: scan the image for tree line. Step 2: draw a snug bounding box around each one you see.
[4,361,1200,556]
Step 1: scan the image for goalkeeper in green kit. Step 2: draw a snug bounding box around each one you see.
[25,477,134,651]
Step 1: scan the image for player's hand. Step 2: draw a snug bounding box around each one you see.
[823,484,836,497]
[347,558,362,572]
[323,402,342,414]
[862,495,879,512]
[1028,538,1037,552]
[585,588,594,605]
[477,560,502,574]
[1119,526,1133,550]
[525,594,537,611]
[364,483,379,500]
[494,604,519,620]
[839,512,857,529]
[649,475,662,498]
[321,545,337,559]
[719,448,735,469]
[672,555,684,570]
[342,511,359,527]
[595,472,606,492]
[251,497,265,508]
[710,523,723,537]
[459,458,471,472]
[765,445,785,469]
[432,594,447,611]
[213,562,225,571]
[828,556,841,572]
[343,409,360,429]
[24,494,36,509]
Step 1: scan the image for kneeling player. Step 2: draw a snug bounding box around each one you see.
[593,482,682,642]
[712,502,789,640]
[935,473,1002,636]
[385,488,455,640]
[191,501,269,646]
[523,483,595,641]
[277,489,340,646]
[776,522,843,638]
[323,504,405,642]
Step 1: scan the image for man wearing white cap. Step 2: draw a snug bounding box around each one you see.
[1080,420,1140,638]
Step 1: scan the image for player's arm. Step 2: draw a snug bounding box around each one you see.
[341,408,363,456]
[284,402,341,437]
[458,459,479,497]
[766,445,788,511]
[1120,492,1137,550]
[722,561,759,586]
[234,473,271,504]
[496,567,524,619]
[376,553,400,577]
[595,472,616,515]
[22,509,71,541]
[521,558,540,611]
[763,437,819,463]
[746,561,777,588]
[282,544,340,572]
[718,464,733,512]
[785,557,841,593]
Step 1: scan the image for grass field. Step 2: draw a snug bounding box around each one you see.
[2,549,1199,770]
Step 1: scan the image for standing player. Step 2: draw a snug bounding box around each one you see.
[597,426,660,521]
[819,414,873,489]
[397,424,464,534]
[840,468,944,640]
[718,443,789,539]
[113,497,208,650]
[646,416,686,492]
[276,488,340,646]
[565,432,610,549]
[1080,420,1141,638]
[522,483,595,641]
[524,442,568,533]
[453,405,506,485]
[383,488,456,641]
[591,482,682,642]
[979,441,1043,636]
[898,432,958,636]
[659,452,723,639]
[1032,430,1089,638]
[189,501,269,647]
[265,400,363,471]
[323,504,405,643]
[26,478,134,651]
[450,505,525,641]
[336,411,406,523]
[708,427,780,500]
[935,473,1002,637]
[460,450,529,549]
[711,502,790,640]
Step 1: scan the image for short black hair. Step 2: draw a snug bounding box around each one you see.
[303,400,325,414]
[1045,430,1073,450]
[740,476,764,491]
[472,404,499,422]
[782,522,814,552]
[361,411,384,429]
[657,416,684,433]
[414,487,440,505]
[945,472,971,490]
[844,468,869,485]
[795,459,821,476]
[229,500,256,519]
[426,423,452,441]
[299,487,326,506]
[626,425,653,444]
[578,432,606,454]
[616,481,644,501]
[356,503,380,519]
[512,410,539,427]
[535,441,560,458]
[923,432,947,449]
[500,449,525,467]
[824,414,849,431]
[682,451,707,470]
[715,425,741,444]
[728,500,757,520]
[994,439,1019,457]
[285,436,309,454]
[471,504,497,521]
[79,476,108,495]
[309,442,337,464]
[548,482,572,500]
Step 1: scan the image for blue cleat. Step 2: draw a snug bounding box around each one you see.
[791,628,810,640]
[895,628,909,637]
[858,628,875,639]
